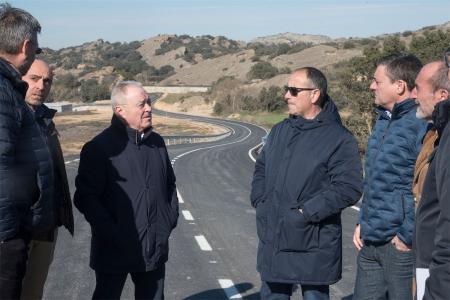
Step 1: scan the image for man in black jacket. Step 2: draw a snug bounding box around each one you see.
[0,4,54,299]
[413,58,450,300]
[250,67,363,300]
[74,81,178,300]
[20,59,74,300]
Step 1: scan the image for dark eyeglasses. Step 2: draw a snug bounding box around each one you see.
[445,50,450,68]
[284,85,316,97]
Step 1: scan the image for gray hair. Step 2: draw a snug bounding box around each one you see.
[0,2,41,54]
[430,61,450,93]
[111,81,144,109]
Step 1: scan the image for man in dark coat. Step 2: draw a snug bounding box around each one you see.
[413,59,450,300]
[20,59,74,300]
[0,4,54,299]
[251,67,363,300]
[74,81,178,300]
[353,54,427,300]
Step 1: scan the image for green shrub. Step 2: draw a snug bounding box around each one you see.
[247,61,279,80]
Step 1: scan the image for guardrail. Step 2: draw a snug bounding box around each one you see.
[162,131,232,146]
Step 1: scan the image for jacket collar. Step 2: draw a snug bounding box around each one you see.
[377,98,417,120]
[34,104,57,121]
[288,96,342,130]
[432,98,450,137]
[111,114,153,145]
[0,57,28,97]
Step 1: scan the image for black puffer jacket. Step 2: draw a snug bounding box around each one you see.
[35,104,74,239]
[74,115,178,273]
[414,99,450,300]
[0,58,54,241]
[251,99,363,284]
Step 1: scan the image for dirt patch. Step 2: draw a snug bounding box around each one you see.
[155,93,214,117]
[55,105,226,156]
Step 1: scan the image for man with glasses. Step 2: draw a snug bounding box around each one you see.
[251,67,363,300]
[413,54,450,300]
[353,54,427,300]
[0,3,53,299]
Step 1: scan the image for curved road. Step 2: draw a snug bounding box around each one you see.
[43,110,360,299]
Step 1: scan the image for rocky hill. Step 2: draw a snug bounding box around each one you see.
[251,32,332,45]
[39,22,449,102]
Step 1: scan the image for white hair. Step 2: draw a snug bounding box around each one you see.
[110,80,144,109]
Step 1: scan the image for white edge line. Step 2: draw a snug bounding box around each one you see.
[195,235,212,251]
[182,210,194,221]
[173,121,251,161]
[248,142,263,163]
[218,279,243,299]
[177,189,184,203]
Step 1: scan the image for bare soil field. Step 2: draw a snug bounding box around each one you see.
[155,95,214,117]
[54,105,226,156]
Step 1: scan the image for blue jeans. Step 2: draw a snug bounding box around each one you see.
[260,281,329,300]
[353,241,413,300]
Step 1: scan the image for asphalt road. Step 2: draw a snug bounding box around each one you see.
[43,112,361,300]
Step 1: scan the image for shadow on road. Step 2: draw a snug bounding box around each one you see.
[183,282,260,299]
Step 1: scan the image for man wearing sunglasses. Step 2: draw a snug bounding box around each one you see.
[413,54,450,300]
[251,67,363,300]
[0,3,54,299]
[353,54,427,300]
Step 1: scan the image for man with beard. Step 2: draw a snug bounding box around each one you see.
[413,56,450,300]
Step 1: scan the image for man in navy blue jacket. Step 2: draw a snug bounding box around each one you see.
[251,67,363,300]
[74,81,178,300]
[353,54,427,300]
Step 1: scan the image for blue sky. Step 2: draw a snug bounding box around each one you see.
[9,0,450,49]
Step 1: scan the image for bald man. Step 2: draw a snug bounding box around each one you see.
[414,59,450,300]
[20,59,74,300]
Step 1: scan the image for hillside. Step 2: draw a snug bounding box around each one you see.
[38,22,449,104]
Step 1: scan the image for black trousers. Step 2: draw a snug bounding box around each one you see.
[0,236,29,300]
[93,265,165,300]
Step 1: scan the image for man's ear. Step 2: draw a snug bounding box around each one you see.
[438,88,449,101]
[114,105,124,116]
[310,89,321,104]
[396,80,407,95]
[20,39,31,55]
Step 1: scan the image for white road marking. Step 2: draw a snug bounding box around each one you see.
[182,210,194,221]
[195,235,212,251]
[64,158,80,165]
[177,189,184,203]
[218,279,243,299]
[248,143,262,163]
[173,122,250,162]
